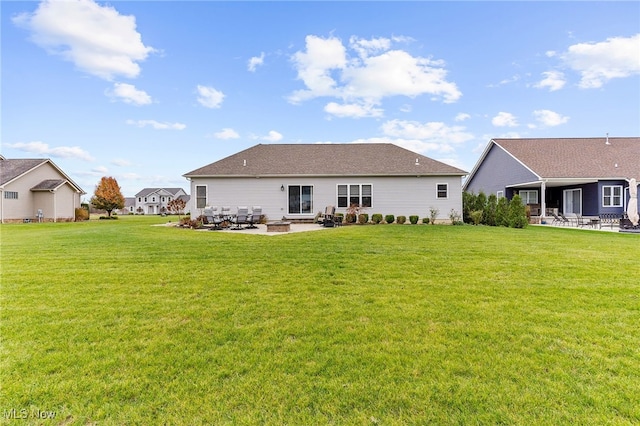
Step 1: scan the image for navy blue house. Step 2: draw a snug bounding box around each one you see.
[463,137,640,220]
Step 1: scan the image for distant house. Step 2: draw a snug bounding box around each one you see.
[133,188,189,215]
[463,137,640,219]
[0,155,86,223]
[183,143,467,222]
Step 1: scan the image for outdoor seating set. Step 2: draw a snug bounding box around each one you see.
[549,211,622,229]
[317,205,343,228]
[202,206,262,230]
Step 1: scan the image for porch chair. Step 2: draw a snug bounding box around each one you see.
[246,206,262,229]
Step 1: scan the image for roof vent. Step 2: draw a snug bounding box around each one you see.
[415,158,420,166]
[243,159,247,167]
[605,133,610,145]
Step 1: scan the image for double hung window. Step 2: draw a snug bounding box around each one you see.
[195,185,207,209]
[602,186,622,207]
[337,184,372,208]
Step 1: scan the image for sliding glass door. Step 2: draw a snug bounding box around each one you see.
[563,188,582,215]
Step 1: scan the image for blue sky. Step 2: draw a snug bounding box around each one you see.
[2,1,639,198]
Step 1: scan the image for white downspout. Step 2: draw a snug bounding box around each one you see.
[53,190,57,222]
[540,180,547,221]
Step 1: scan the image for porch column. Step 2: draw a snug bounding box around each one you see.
[540,181,546,219]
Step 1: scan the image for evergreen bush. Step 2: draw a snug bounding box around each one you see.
[384,214,395,224]
[371,214,383,224]
[409,215,419,224]
[397,215,406,224]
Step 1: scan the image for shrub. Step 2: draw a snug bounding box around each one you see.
[422,217,430,224]
[358,213,369,224]
[409,215,419,224]
[384,214,395,224]
[508,194,528,228]
[470,210,483,225]
[397,215,406,224]
[345,213,357,224]
[496,197,509,227]
[429,207,439,225]
[485,194,498,226]
[371,214,383,224]
[75,207,89,221]
[449,209,463,225]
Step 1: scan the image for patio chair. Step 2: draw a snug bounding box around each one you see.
[203,207,223,230]
[246,206,262,229]
[559,212,575,227]
[230,206,249,230]
[550,211,569,226]
[323,205,336,227]
[575,214,590,228]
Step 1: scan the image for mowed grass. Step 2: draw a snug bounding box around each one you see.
[1,216,639,425]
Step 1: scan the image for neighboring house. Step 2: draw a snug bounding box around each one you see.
[183,143,467,222]
[463,137,640,219]
[0,155,86,223]
[133,188,189,215]
[117,197,136,215]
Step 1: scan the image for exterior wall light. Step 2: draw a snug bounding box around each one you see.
[280,185,285,191]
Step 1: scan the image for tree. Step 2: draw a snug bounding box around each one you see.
[91,176,125,218]
[508,194,528,228]
[167,198,186,219]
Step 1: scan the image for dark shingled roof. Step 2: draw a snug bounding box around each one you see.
[1,158,49,185]
[31,179,67,191]
[184,143,467,177]
[493,137,640,179]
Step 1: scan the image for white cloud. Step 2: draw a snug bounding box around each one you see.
[455,113,470,122]
[214,128,240,140]
[196,85,225,108]
[492,112,519,127]
[534,70,566,91]
[111,158,132,167]
[261,130,283,142]
[12,0,155,81]
[6,141,94,161]
[381,119,474,146]
[532,109,569,127]
[92,165,109,174]
[324,102,383,118]
[126,119,186,130]
[288,34,461,114]
[248,52,265,72]
[561,34,640,88]
[107,83,152,105]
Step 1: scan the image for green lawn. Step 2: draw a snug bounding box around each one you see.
[1,216,638,425]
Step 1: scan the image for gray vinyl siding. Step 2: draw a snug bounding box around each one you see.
[189,175,463,222]
[465,144,538,196]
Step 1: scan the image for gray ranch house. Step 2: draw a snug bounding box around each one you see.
[463,137,640,220]
[133,188,190,215]
[183,143,467,222]
[0,155,86,223]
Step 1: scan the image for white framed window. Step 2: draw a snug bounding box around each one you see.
[519,190,538,204]
[496,190,504,199]
[337,184,372,208]
[4,191,18,199]
[602,185,622,207]
[195,185,207,209]
[288,185,313,214]
[436,183,448,199]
